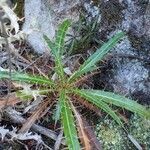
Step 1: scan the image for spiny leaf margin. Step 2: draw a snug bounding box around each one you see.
[77,89,150,119]
[44,20,71,80]
[60,90,81,150]
[69,32,125,83]
[73,89,123,126]
[0,71,54,85]
[55,19,71,56]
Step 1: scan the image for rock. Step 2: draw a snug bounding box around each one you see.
[83,0,100,19]
[23,0,81,54]
[144,1,150,38]
[109,1,150,103]
[90,0,150,104]
[110,39,150,104]
[120,0,150,38]
[93,35,150,104]
[23,0,55,54]
[112,56,149,97]
[0,0,12,7]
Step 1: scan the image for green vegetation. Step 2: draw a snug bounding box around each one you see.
[0,20,149,149]
[128,114,150,149]
[66,14,101,54]
[96,118,126,150]
[96,114,150,149]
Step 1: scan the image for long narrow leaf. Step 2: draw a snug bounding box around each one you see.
[74,89,123,126]
[69,32,125,83]
[54,20,71,79]
[53,100,61,126]
[60,90,81,150]
[77,89,150,119]
[44,35,65,79]
[0,71,54,85]
[44,20,71,80]
[55,19,71,56]
[70,101,91,150]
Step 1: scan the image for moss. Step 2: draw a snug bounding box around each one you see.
[13,0,24,18]
[95,119,126,150]
[128,114,150,149]
[95,114,150,149]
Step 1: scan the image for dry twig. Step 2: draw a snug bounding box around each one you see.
[4,107,66,145]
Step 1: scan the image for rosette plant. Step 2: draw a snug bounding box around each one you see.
[0,20,149,150]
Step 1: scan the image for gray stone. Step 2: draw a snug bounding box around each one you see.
[121,0,150,38]
[88,0,150,103]
[112,59,149,95]
[23,0,80,54]
[23,0,55,54]
[107,33,150,103]
[109,0,150,99]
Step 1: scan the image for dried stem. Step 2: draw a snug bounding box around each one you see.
[4,107,66,145]
[0,18,12,108]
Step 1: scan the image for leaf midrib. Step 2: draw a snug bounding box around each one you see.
[62,93,77,149]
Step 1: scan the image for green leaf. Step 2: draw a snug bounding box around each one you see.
[60,90,81,150]
[44,20,71,57]
[55,19,71,56]
[44,20,71,80]
[0,71,54,85]
[76,89,150,119]
[55,20,71,80]
[53,100,61,125]
[43,20,71,57]
[69,32,125,83]
[74,89,123,126]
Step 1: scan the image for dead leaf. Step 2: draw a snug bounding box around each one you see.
[0,126,9,141]
[0,94,20,109]
[70,101,92,150]
[74,95,101,116]
[54,130,63,150]
[0,2,19,33]
[81,116,102,150]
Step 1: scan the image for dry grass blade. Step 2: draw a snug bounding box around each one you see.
[82,117,102,150]
[0,94,20,109]
[128,134,143,150]
[19,100,50,133]
[73,95,101,116]
[70,101,91,150]
[54,130,63,150]
[73,71,101,87]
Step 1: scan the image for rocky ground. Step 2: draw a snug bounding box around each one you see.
[0,0,150,149]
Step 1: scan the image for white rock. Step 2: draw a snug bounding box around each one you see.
[23,0,80,54]
[23,0,55,54]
